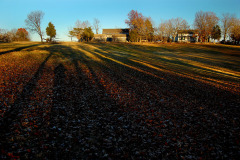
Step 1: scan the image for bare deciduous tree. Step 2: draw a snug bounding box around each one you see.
[166,20,174,41]
[0,29,4,34]
[172,18,189,42]
[0,29,19,42]
[82,20,91,29]
[158,20,168,41]
[221,13,235,41]
[75,20,82,28]
[69,20,91,42]
[158,18,189,42]
[75,20,90,29]
[25,10,44,42]
[194,11,219,42]
[93,18,100,34]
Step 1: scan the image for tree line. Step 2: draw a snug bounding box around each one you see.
[0,11,56,43]
[1,10,240,44]
[126,10,240,43]
[0,28,30,42]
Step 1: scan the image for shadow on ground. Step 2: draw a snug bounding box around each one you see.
[0,44,40,56]
[0,43,239,159]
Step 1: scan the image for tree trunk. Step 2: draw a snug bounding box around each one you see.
[173,36,176,42]
[40,35,43,42]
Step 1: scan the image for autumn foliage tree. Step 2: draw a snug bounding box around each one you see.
[144,17,154,41]
[230,18,240,44]
[125,10,143,42]
[125,10,154,42]
[16,28,30,41]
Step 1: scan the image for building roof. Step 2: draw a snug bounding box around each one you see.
[94,34,127,38]
[177,30,198,34]
[102,28,129,35]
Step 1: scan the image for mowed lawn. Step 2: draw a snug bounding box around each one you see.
[0,42,239,159]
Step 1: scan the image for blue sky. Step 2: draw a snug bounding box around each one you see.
[0,0,239,41]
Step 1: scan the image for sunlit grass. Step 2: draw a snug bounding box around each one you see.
[87,42,240,93]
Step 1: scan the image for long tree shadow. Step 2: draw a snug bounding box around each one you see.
[0,44,40,56]
[1,43,239,159]
[53,64,67,108]
[0,51,53,148]
[88,43,240,88]
[40,44,240,159]
[39,45,150,159]
[80,43,240,156]
[178,44,240,58]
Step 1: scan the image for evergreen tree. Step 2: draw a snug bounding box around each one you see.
[212,25,221,41]
[46,22,56,42]
[82,27,94,42]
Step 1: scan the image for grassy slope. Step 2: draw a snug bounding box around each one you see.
[88,42,240,92]
[0,42,239,159]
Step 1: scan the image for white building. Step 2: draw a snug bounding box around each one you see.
[176,30,199,43]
